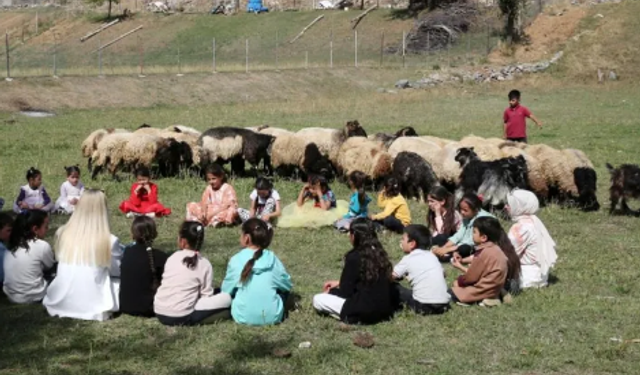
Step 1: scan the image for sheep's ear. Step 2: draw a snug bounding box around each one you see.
[605,163,615,173]
[469,147,475,151]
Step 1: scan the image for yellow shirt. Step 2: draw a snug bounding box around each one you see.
[372,193,411,226]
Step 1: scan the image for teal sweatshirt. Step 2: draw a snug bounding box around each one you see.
[448,209,495,246]
[221,248,292,326]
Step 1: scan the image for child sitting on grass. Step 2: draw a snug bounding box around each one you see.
[14,167,54,214]
[0,212,14,287]
[3,210,56,304]
[55,165,85,215]
[393,225,450,315]
[154,221,232,326]
[119,216,169,317]
[237,177,281,226]
[369,177,411,234]
[279,175,348,228]
[334,171,371,233]
[221,218,292,326]
[119,167,171,218]
[449,217,521,306]
[186,164,238,228]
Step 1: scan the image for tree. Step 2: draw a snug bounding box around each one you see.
[85,0,120,19]
[499,0,525,44]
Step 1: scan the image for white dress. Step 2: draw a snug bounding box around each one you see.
[43,235,123,321]
[55,181,85,214]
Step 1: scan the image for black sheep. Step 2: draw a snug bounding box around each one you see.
[392,151,438,202]
[455,147,529,208]
[606,163,640,215]
[373,126,418,148]
[198,127,274,176]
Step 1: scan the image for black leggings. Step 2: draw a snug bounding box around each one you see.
[374,216,405,234]
[156,308,231,326]
[432,234,450,247]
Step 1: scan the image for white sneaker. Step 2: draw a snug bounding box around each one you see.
[126,212,134,218]
[145,213,156,218]
[479,298,502,307]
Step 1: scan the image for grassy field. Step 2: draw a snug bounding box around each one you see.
[1,78,639,374]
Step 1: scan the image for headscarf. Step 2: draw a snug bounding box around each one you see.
[507,189,557,275]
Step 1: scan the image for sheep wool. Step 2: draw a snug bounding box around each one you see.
[420,136,455,147]
[92,132,135,175]
[459,135,504,161]
[81,128,128,158]
[527,144,576,195]
[255,126,294,138]
[436,142,463,185]
[164,125,201,137]
[271,134,308,169]
[336,138,392,181]
[199,134,243,163]
[387,137,443,177]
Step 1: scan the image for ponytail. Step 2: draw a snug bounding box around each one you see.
[349,171,367,206]
[239,218,271,283]
[131,216,160,289]
[179,221,205,269]
[146,246,160,292]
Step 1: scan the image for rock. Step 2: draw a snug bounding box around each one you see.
[298,341,312,349]
[594,13,604,18]
[395,79,411,89]
[272,348,292,358]
[353,332,375,348]
[497,75,505,81]
[376,87,386,93]
[608,70,618,81]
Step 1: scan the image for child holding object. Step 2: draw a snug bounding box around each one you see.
[393,225,450,315]
[279,175,348,228]
[426,186,461,247]
[369,177,411,234]
[14,167,54,214]
[237,177,281,225]
[119,167,171,218]
[186,164,238,228]
[119,216,169,317]
[221,218,292,326]
[334,171,371,233]
[55,165,85,215]
[154,221,232,326]
[3,210,56,304]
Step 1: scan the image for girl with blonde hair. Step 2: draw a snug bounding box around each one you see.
[43,189,123,321]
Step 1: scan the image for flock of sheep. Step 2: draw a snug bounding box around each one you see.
[81,120,611,213]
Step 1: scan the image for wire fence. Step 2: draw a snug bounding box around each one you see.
[1,1,549,79]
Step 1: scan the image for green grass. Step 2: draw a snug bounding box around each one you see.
[1,81,640,375]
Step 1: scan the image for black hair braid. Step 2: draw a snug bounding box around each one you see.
[182,222,204,269]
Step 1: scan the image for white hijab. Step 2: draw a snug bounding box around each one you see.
[507,189,557,275]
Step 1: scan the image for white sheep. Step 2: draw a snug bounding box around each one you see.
[296,120,367,165]
[336,137,393,183]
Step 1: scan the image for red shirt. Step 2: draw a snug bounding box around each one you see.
[503,104,531,139]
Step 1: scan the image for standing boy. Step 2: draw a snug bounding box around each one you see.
[503,89,542,143]
[393,225,450,315]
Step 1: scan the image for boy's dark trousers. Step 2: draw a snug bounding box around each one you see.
[507,137,527,143]
[395,284,449,315]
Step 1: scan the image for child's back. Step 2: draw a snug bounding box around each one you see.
[221,248,292,326]
[3,239,55,303]
[119,243,168,317]
[394,249,449,305]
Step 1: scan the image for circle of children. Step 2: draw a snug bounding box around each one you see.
[0,93,559,327]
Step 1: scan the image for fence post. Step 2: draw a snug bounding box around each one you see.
[275,31,278,70]
[305,51,308,69]
[177,47,183,76]
[330,28,333,68]
[138,34,145,77]
[447,34,451,67]
[245,38,249,73]
[53,36,57,77]
[402,31,406,69]
[98,36,103,77]
[354,30,358,68]
[379,30,384,67]
[5,32,10,81]
[486,22,491,55]
[35,11,39,36]
[212,38,216,73]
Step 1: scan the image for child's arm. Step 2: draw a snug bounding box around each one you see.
[248,197,257,218]
[317,189,332,211]
[503,109,509,139]
[529,113,542,128]
[273,257,293,293]
[200,261,215,298]
[220,261,239,297]
[41,187,52,207]
[147,184,159,204]
[128,184,142,207]
[296,185,309,207]
[60,183,69,203]
[14,188,27,211]
[371,196,400,221]
[263,200,282,221]
[392,257,408,280]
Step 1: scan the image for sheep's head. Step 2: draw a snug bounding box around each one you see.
[138,123,153,129]
[395,126,418,137]
[345,120,367,138]
[455,147,477,167]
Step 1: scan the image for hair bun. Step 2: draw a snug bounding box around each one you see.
[477,194,484,202]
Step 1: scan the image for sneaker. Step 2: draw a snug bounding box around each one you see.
[479,298,502,307]
[455,301,472,307]
[501,292,513,305]
[145,213,156,218]
[126,212,134,218]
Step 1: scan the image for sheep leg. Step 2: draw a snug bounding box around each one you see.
[230,156,245,177]
[87,157,93,173]
[609,188,621,215]
[620,197,632,215]
[91,164,102,180]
